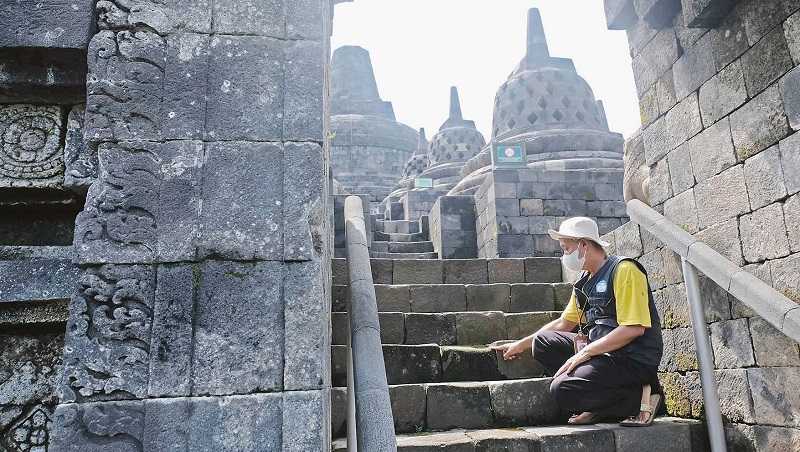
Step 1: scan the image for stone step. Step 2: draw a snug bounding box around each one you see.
[331,283,572,314]
[377,219,420,234]
[331,418,707,451]
[370,241,435,254]
[369,251,439,259]
[331,311,560,346]
[332,258,563,285]
[331,378,557,436]
[330,344,545,387]
[373,231,428,242]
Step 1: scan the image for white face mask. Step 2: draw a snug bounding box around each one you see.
[562,242,586,272]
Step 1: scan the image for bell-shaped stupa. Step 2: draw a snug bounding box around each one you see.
[329,46,418,211]
[450,8,623,195]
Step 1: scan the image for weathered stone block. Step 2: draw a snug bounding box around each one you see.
[505,313,559,340]
[660,327,698,372]
[382,345,441,385]
[698,61,747,127]
[740,0,794,46]
[694,165,749,229]
[282,390,327,452]
[510,284,556,312]
[465,284,510,312]
[664,188,699,233]
[730,84,790,161]
[681,0,736,27]
[614,221,643,258]
[654,283,690,328]
[716,369,755,424]
[656,69,679,115]
[487,259,525,283]
[785,194,800,252]
[190,394,283,451]
[456,312,506,345]
[781,133,800,195]
[781,66,800,132]
[698,274,732,322]
[374,285,411,312]
[639,249,667,290]
[635,0,682,28]
[673,33,716,100]
[148,265,194,397]
[752,425,800,451]
[520,198,544,216]
[749,316,800,366]
[786,9,800,64]
[605,0,638,29]
[741,27,794,97]
[197,141,283,261]
[627,17,659,59]
[747,367,800,427]
[440,347,502,382]
[739,203,791,262]
[94,0,212,33]
[192,261,284,396]
[390,384,426,434]
[644,93,703,166]
[695,218,744,265]
[709,318,755,368]
[489,378,556,426]
[443,259,487,284]
[63,104,96,192]
[710,5,749,70]
[524,258,561,283]
[649,158,673,206]
[687,118,738,182]
[667,145,696,194]
[379,313,405,344]
[0,1,94,48]
[405,313,457,345]
[662,247,684,284]
[284,40,326,142]
[206,36,284,141]
[632,28,680,96]
[284,261,327,390]
[769,253,800,303]
[394,260,443,284]
[410,285,466,313]
[426,383,493,430]
[212,0,285,36]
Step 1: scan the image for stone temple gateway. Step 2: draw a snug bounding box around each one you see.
[2,1,800,451]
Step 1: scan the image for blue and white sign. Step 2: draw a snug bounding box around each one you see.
[493,143,526,167]
[414,177,434,188]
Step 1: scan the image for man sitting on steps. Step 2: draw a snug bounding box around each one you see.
[491,217,664,426]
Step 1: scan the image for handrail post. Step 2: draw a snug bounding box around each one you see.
[346,311,357,452]
[344,196,397,452]
[682,259,727,452]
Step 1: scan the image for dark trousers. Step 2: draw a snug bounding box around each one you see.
[533,331,658,420]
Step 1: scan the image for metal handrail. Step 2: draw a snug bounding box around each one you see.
[343,196,397,452]
[627,199,800,452]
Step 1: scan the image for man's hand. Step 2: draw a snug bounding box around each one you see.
[490,340,528,361]
[554,349,592,377]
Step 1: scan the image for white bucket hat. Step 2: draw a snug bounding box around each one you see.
[547,217,610,248]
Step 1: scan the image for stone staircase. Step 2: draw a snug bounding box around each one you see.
[330,257,709,451]
[371,216,438,259]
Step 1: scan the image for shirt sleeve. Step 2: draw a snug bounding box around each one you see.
[560,291,581,324]
[613,261,652,327]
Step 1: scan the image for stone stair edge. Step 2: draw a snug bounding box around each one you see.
[331,418,707,451]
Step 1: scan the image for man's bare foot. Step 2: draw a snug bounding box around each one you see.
[567,411,600,425]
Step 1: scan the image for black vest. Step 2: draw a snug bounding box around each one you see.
[574,255,663,370]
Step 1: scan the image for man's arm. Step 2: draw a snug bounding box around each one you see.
[492,317,577,360]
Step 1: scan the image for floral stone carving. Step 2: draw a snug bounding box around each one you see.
[0,105,64,188]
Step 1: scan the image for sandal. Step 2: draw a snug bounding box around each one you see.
[620,393,662,427]
[568,411,602,425]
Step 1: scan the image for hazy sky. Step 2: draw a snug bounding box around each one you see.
[331,0,640,140]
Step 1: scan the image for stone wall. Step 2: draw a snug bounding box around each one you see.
[429,196,478,259]
[475,167,626,258]
[46,1,335,450]
[602,221,800,450]
[604,0,800,447]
